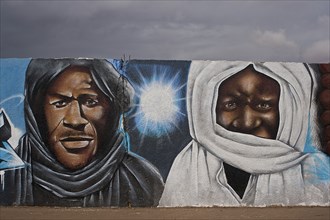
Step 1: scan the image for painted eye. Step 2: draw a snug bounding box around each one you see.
[223,101,237,110]
[83,98,98,107]
[52,100,68,108]
[256,102,271,110]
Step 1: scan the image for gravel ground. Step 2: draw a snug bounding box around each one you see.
[1,206,329,220]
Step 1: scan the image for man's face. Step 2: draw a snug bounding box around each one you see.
[44,67,112,170]
[216,67,280,139]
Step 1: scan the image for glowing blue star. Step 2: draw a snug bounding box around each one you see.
[129,66,186,138]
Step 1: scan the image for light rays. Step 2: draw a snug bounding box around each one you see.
[128,65,187,140]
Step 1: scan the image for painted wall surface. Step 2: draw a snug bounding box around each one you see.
[0,59,329,207]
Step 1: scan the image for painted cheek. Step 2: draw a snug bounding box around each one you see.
[83,106,108,121]
[82,106,110,137]
[217,111,235,128]
[260,111,279,128]
[45,105,66,133]
[257,111,279,138]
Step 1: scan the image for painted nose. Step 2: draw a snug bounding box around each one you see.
[63,100,88,130]
[232,105,261,134]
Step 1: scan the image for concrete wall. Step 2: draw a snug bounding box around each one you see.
[0,59,329,207]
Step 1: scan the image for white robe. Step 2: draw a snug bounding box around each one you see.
[159,61,330,207]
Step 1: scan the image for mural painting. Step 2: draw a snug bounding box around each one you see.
[0,59,329,207]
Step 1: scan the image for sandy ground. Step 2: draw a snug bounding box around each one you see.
[0,206,329,220]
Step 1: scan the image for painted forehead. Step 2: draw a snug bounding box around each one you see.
[218,66,280,93]
[46,66,101,96]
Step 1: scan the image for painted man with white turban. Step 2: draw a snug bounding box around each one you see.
[160,61,330,206]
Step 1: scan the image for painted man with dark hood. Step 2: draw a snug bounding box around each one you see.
[2,59,164,207]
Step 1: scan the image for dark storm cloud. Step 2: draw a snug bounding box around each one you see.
[1,0,329,62]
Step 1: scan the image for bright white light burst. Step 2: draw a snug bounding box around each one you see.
[130,66,187,138]
[140,83,178,123]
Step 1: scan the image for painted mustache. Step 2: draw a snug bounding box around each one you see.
[59,133,94,150]
[58,130,94,140]
[59,136,94,141]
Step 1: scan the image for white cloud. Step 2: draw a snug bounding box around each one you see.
[1,1,329,62]
[240,29,302,62]
[302,40,330,63]
[254,29,297,48]
[318,15,330,26]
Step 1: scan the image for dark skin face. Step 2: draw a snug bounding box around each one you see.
[44,67,112,170]
[216,67,280,139]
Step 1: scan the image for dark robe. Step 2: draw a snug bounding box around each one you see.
[1,59,164,207]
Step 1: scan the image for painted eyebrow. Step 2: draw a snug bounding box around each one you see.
[218,92,242,100]
[47,93,72,99]
[254,96,279,102]
[47,93,99,99]
[78,94,99,99]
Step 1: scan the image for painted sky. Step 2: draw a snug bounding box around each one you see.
[0,0,329,62]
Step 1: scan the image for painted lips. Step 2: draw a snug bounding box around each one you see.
[59,136,93,150]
